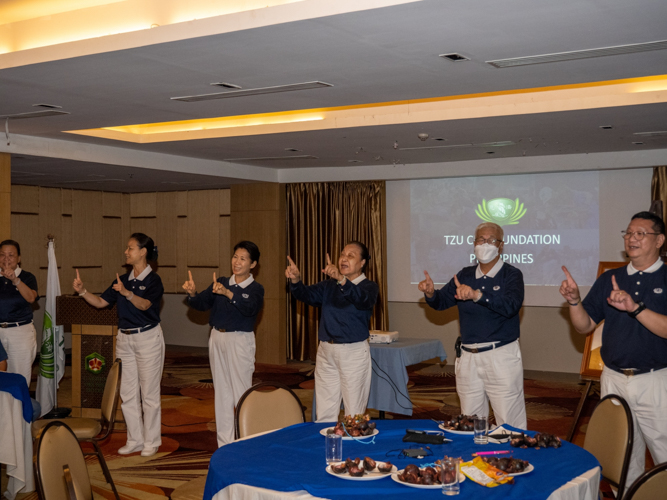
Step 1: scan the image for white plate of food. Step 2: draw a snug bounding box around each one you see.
[320,427,379,440]
[438,424,474,435]
[508,463,534,476]
[391,468,466,489]
[326,461,396,480]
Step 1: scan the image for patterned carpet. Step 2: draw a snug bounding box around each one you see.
[3,348,598,499]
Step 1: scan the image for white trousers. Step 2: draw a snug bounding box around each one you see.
[116,325,165,449]
[209,329,256,447]
[0,323,37,386]
[314,340,372,423]
[455,340,527,429]
[600,366,667,488]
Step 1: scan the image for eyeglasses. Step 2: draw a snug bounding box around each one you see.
[621,230,661,240]
[474,237,500,245]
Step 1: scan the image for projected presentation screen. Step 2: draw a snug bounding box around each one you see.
[410,171,600,287]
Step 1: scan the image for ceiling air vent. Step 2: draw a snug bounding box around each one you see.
[400,141,514,151]
[210,82,242,89]
[487,40,667,68]
[439,53,469,62]
[0,110,69,119]
[223,155,318,161]
[172,81,333,102]
[634,131,667,137]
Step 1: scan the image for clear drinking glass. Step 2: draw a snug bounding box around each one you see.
[441,456,460,495]
[473,416,488,445]
[325,433,343,464]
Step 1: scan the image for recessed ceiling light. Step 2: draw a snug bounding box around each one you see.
[633,131,667,137]
[632,141,644,145]
[599,125,613,130]
[172,81,333,102]
[210,82,242,89]
[439,53,470,62]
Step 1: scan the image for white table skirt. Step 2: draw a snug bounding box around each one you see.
[0,392,35,500]
[212,467,601,500]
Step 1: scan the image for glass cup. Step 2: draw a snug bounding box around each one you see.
[473,416,488,445]
[441,456,460,495]
[325,433,343,464]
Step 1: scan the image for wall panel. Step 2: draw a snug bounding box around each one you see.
[219,216,231,276]
[38,188,63,268]
[156,192,179,266]
[11,185,39,214]
[71,190,103,268]
[0,154,10,241]
[130,217,157,242]
[130,192,156,217]
[10,213,41,278]
[187,190,219,267]
[103,217,125,283]
[103,192,122,217]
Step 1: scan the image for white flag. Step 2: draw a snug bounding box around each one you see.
[35,241,65,416]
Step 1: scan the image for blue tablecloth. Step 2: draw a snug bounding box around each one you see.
[204,420,599,500]
[368,338,447,415]
[0,372,32,423]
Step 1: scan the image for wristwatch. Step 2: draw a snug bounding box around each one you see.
[628,301,646,318]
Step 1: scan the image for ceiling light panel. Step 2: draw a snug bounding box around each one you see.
[172,81,333,102]
[487,40,667,68]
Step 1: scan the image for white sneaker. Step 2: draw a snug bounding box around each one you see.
[141,446,158,457]
[118,443,143,455]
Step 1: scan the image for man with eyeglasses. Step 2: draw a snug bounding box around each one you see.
[560,210,667,486]
[419,222,526,429]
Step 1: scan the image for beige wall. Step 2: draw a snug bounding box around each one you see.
[388,301,587,373]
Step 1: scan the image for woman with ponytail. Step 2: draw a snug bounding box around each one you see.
[73,233,165,457]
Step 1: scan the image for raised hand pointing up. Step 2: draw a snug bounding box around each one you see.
[454,274,478,301]
[182,270,196,297]
[285,256,301,283]
[73,269,84,294]
[607,274,636,312]
[559,266,581,305]
[418,270,435,298]
[322,253,343,281]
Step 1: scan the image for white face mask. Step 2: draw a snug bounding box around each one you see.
[474,243,499,264]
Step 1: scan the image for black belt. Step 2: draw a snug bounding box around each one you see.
[461,338,516,354]
[608,365,665,377]
[119,324,158,334]
[0,320,32,328]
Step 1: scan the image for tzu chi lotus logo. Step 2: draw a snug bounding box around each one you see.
[85,352,106,375]
[476,198,526,226]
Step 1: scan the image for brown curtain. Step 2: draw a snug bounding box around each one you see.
[286,181,388,361]
[651,166,667,222]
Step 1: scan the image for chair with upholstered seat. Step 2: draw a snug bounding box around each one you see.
[623,462,667,500]
[583,394,633,500]
[35,421,93,500]
[234,381,305,439]
[32,358,121,500]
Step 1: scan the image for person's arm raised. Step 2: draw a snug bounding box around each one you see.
[73,269,109,309]
[560,266,596,334]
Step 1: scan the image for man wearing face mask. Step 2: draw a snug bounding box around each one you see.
[419,222,526,429]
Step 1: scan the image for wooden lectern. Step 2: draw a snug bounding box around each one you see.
[57,296,120,419]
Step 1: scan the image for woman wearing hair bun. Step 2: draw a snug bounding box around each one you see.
[0,239,39,385]
[286,241,378,422]
[73,233,164,457]
[183,240,264,447]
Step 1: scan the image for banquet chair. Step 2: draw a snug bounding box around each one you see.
[32,358,122,500]
[234,381,306,439]
[34,421,92,500]
[583,394,633,500]
[623,462,667,500]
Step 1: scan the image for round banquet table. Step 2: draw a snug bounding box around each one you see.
[0,372,35,500]
[203,420,600,500]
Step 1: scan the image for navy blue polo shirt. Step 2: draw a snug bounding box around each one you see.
[583,262,667,371]
[426,262,524,344]
[290,275,378,343]
[100,266,163,329]
[0,268,38,323]
[0,341,7,363]
[187,275,264,332]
